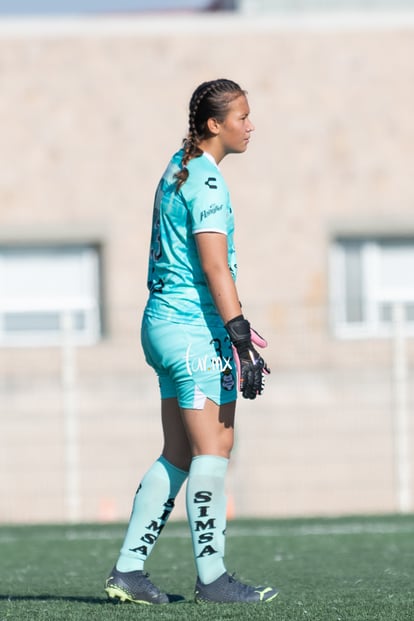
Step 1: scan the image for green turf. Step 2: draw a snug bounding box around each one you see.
[0,515,413,620]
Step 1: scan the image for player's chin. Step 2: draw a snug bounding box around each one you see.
[237,141,250,153]
[229,142,249,155]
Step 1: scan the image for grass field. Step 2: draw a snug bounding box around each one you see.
[0,514,413,621]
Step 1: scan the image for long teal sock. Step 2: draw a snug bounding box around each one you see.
[116,455,188,572]
[186,455,229,585]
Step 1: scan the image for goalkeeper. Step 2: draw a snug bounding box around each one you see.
[105,78,277,605]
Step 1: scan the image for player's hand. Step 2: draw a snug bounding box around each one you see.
[225,316,270,400]
[238,347,267,399]
[250,326,271,377]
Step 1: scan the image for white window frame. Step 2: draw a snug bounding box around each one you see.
[0,244,102,347]
[330,237,414,339]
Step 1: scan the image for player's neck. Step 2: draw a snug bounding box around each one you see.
[198,139,225,165]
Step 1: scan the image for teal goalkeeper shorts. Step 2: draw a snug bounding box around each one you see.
[141,313,237,409]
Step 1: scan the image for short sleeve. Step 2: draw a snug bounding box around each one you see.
[184,168,230,235]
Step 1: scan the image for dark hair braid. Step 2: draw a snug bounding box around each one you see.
[175,79,245,190]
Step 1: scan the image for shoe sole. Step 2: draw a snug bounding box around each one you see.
[105,585,155,605]
[195,591,279,604]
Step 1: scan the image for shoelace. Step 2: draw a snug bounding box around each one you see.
[124,571,161,595]
[228,573,256,594]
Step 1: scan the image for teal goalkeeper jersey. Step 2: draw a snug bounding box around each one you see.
[144,149,237,325]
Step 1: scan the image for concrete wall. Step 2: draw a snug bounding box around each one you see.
[1,12,414,522]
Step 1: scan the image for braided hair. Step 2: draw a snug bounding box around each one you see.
[174,79,246,191]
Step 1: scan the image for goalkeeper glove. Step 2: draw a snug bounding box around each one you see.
[225,315,271,400]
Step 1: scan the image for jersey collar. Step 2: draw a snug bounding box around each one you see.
[202,151,219,169]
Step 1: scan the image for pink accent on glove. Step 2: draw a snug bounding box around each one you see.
[250,327,270,375]
[232,327,270,392]
[250,327,268,350]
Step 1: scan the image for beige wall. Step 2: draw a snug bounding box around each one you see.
[1,13,414,523]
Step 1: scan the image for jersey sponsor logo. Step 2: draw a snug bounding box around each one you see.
[200,203,223,222]
[185,343,232,377]
[204,176,218,189]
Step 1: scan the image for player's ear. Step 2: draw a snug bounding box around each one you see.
[206,117,220,136]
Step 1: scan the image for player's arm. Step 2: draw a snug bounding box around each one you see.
[195,231,241,323]
[195,231,270,399]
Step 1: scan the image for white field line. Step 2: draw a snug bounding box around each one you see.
[1,520,414,544]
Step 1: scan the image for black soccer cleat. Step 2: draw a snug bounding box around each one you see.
[105,566,169,605]
[195,571,279,604]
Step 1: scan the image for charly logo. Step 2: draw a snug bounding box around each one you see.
[185,342,235,391]
[204,176,218,189]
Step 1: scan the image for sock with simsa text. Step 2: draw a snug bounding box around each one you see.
[186,455,229,585]
[116,455,188,572]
